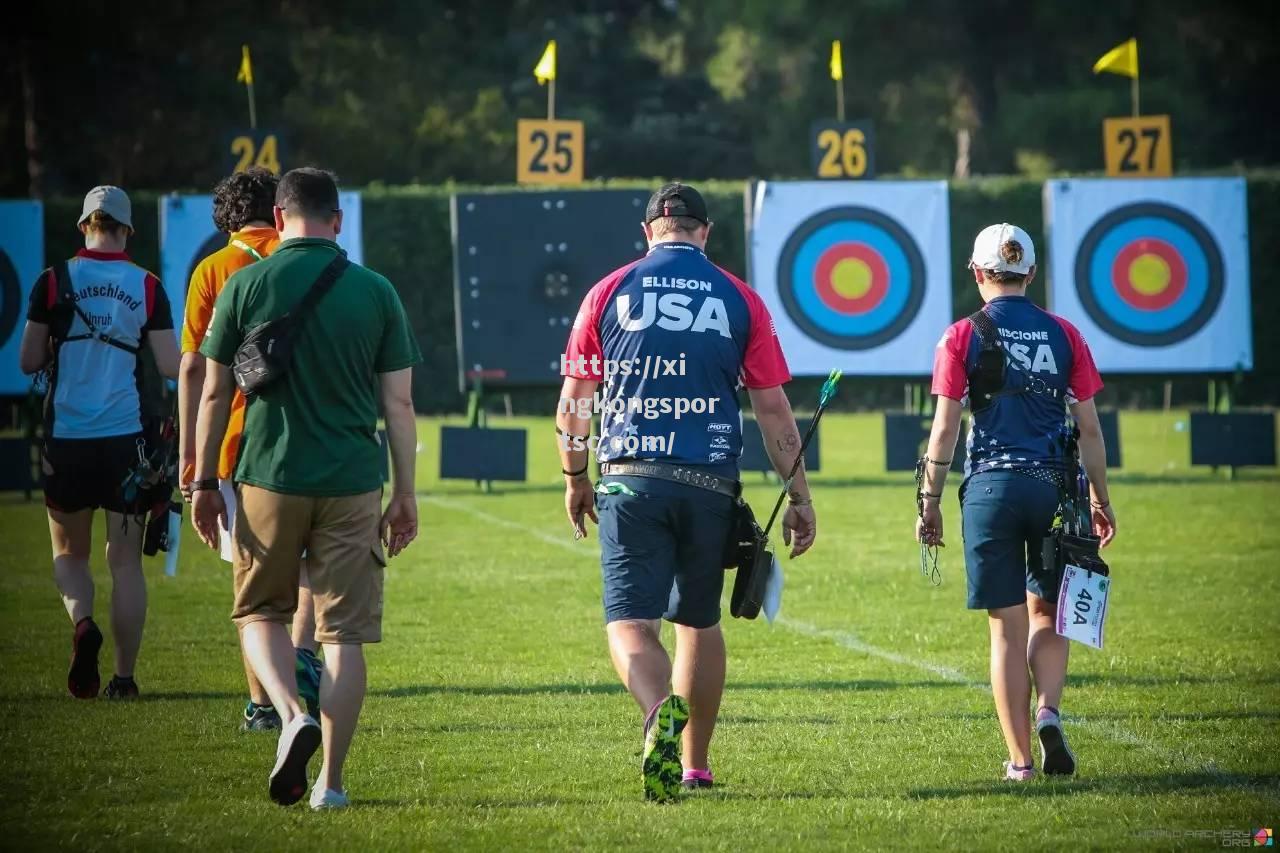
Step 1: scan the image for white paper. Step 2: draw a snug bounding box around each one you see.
[217,479,237,563]
[763,553,784,624]
[163,510,181,577]
[1055,564,1111,649]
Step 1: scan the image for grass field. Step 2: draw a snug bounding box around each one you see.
[1,411,1278,851]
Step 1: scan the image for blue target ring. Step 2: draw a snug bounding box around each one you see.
[1074,202,1223,347]
[777,207,925,350]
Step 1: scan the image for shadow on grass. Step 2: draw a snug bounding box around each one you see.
[373,678,968,699]
[908,771,1280,800]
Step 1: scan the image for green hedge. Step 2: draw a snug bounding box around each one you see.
[41,176,1280,413]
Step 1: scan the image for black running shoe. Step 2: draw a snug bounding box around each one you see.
[241,702,283,733]
[103,676,139,700]
[68,618,103,699]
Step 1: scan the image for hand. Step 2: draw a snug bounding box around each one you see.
[565,476,598,539]
[1092,503,1117,548]
[782,502,816,558]
[179,459,196,503]
[380,493,418,557]
[916,501,944,547]
[191,487,227,551]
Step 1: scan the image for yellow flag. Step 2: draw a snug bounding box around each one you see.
[1093,38,1137,78]
[236,44,254,86]
[534,40,556,84]
[829,40,843,82]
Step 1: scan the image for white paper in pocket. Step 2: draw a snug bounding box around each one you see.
[1055,564,1112,649]
[763,553,784,624]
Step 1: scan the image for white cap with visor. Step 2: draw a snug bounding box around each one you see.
[969,222,1035,275]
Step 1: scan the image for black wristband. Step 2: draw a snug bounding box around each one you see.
[927,457,952,467]
[562,463,589,477]
[555,426,589,441]
[190,478,219,492]
[1091,500,1110,509]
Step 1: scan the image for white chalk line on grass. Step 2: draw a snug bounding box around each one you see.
[425,496,1237,783]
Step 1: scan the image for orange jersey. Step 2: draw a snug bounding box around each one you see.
[182,226,280,480]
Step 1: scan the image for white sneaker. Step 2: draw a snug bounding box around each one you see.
[310,786,350,811]
[269,713,322,806]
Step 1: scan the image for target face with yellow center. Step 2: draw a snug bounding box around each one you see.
[1074,202,1223,347]
[777,207,925,350]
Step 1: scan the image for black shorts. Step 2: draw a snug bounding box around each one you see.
[43,433,149,515]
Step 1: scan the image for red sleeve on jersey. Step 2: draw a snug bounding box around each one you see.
[1052,315,1104,402]
[144,273,158,318]
[931,320,972,401]
[561,266,630,380]
[716,265,791,388]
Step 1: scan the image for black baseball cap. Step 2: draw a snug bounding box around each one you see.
[644,182,709,225]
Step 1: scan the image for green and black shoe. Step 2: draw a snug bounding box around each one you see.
[240,701,282,733]
[295,648,322,720]
[642,694,689,802]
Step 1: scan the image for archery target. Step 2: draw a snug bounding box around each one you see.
[751,181,951,376]
[0,201,44,395]
[1045,178,1250,373]
[160,192,363,329]
[777,206,925,350]
[1074,202,1223,347]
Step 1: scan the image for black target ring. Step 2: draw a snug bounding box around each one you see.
[776,206,926,351]
[1073,202,1225,347]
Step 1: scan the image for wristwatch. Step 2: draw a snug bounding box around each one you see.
[190,478,219,492]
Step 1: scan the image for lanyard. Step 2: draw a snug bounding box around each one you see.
[230,239,264,262]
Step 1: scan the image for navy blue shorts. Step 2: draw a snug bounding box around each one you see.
[960,471,1061,610]
[595,474,734,629]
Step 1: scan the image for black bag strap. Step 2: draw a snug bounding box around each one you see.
[966,308,1027,404]
[288,253,350,326]
[52,260,141,356]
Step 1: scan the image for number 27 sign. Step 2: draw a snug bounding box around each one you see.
[517,119,584,185]
[1103,115,1172,178]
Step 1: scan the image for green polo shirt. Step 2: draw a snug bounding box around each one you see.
[200,237,422,496]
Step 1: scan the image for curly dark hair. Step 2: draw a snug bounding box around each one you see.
[212,167,278,233]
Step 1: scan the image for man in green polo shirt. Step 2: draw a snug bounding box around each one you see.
[191,167,421,810]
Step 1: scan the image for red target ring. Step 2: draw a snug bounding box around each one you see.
[814,242,889,314]
[1110,237,1186,312]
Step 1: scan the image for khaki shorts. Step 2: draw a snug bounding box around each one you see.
[231,484,386,644]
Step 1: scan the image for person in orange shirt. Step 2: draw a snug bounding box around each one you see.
[178,167,321,732]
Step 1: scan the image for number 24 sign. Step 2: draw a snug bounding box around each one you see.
[517,119,584,185]
[1103,115,1172,178]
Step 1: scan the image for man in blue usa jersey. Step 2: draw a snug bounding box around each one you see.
[556,183,817,801]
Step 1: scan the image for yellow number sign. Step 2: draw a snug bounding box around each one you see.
[1103,115,1172,178]
[226,131,283,175]
[810,120,876,180]
[516,119,584,185]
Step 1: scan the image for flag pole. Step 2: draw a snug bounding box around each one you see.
[548,77,555,121]
[1131,73,1139,117]
[835,77,845,122]
[247,80,258,130]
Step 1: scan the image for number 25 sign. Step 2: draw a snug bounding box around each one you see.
[1103,115,1172,178]
[517,119,584,185]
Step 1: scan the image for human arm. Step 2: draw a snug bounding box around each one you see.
[916,397,963,547]
[1069,398,1116,547]
[190,358,233,549]
[177,352,206,498]
[748,384,815,558]
[378,367,418,557]
[557,375,599,539]
[147,330,180,379]
[18,321,50,375]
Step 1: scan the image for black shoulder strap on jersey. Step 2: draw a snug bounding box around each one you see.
[51,261,141,356]
[966,308,1023,412]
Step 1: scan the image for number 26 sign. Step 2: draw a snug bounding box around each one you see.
[517,119,584,185]
[810,120,876,180]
